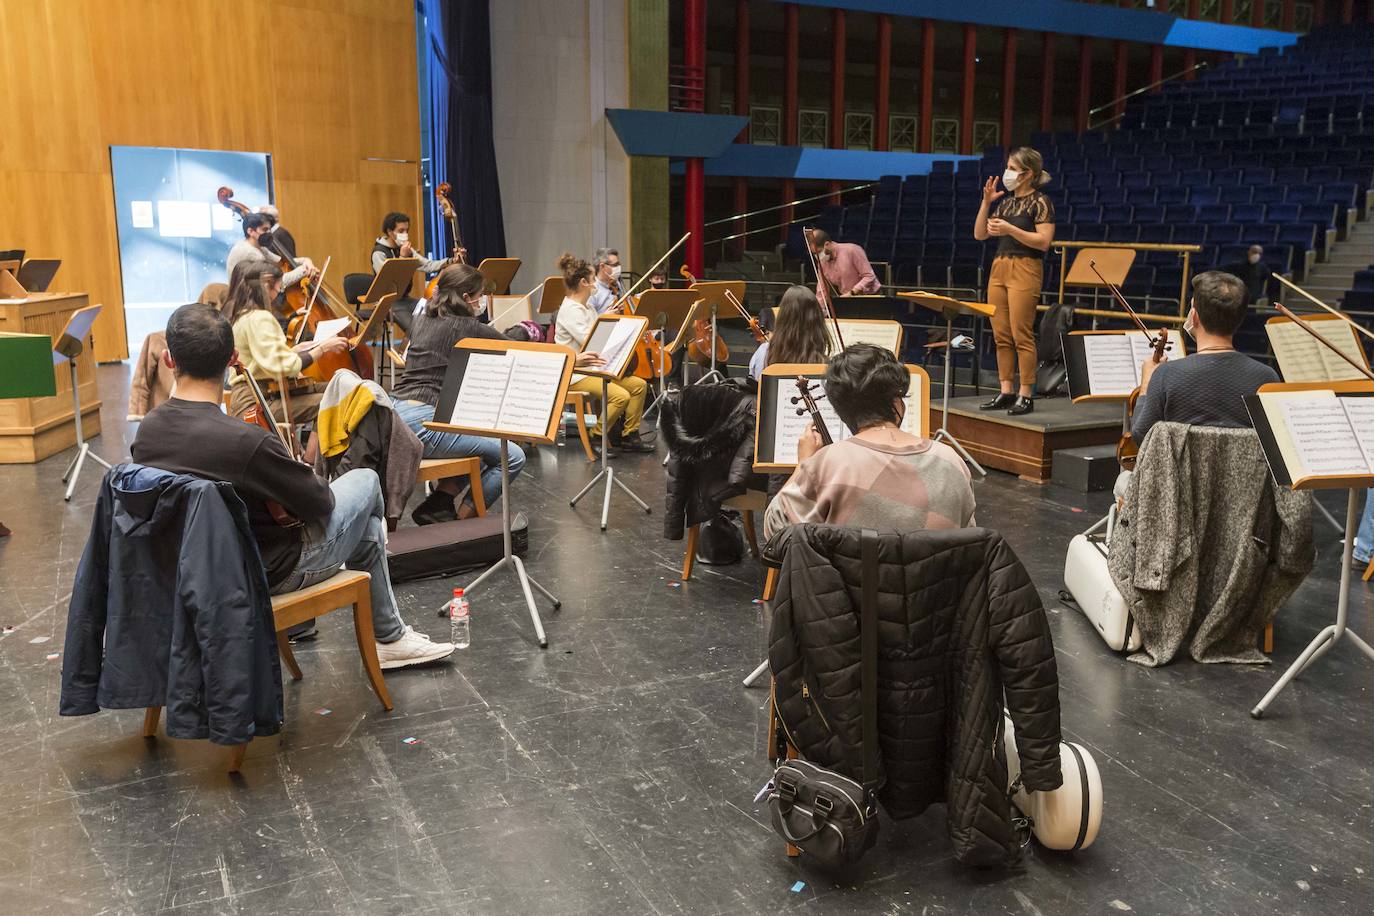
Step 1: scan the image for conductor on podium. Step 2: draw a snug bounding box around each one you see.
[808,230,881,296]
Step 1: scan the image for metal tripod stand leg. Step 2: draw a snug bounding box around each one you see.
[692,307,725,385]
[933,314,986,477]
[569,377,652,531]
[62,360,112,502]
[463,440,559,648]
[1252,488,1374,718]
[1313,496,1346,536]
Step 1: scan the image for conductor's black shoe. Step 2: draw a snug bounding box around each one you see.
[412,491,458,526]
[1007,396,1035,416]
[618,432,656,453]
[980,393,1016,410]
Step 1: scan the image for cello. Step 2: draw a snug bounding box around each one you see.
[1087,260,1170,470]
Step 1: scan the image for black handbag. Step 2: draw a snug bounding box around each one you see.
[766,528,881,868]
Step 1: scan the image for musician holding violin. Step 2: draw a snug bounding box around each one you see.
[1128,270,1276,446]
[747,285,831,381]
[223,262,349,424]
[131,304,456,670]
[589,248,623,314]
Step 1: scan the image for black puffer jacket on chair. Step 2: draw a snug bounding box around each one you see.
[768,524,1062,867]
[660,379,766,539]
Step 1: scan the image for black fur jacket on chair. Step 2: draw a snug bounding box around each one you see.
[660,379,767,540]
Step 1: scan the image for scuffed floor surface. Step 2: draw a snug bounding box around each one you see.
[1,365,1371,915]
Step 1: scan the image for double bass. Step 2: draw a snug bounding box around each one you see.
[425,182,466,298]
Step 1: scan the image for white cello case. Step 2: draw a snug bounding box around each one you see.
[1002,714,1103,851]
[1064,533,1141,653]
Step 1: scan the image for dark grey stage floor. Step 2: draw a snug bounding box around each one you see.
[2,365,1372,916]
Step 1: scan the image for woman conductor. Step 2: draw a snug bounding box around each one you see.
[973,147,1055,416]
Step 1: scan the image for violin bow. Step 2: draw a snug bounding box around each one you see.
[1273,301,1374,381]
[802,227,846,350]
[611,232,691,313]
[1272,272,1374,343]
[1087,259,1174,365]
[724,289,769,341]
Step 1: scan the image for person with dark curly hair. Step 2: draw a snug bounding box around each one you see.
[763,344,975,538]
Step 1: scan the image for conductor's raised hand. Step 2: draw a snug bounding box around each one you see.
[576,350,606,369]
[981,176,1005,205]
[796,423,826,463]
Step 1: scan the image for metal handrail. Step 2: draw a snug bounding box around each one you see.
[1087,61,1210,131]
[704,182,878,229]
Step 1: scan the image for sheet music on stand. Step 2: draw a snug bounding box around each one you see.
[1063,329,1189,401]
[826,318,904,355]
[1265,314,1371,382]
[578,314,649,380]
[753,362,931,472]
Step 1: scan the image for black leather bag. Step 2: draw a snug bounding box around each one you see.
[766,528,880,868]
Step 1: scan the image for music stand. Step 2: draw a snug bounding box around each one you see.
[17,258,60,294]
[362,258,421,384]
[688,280,746,385]
[536,276,566,317]
[1065,248,1136,321]
[896,291,993,477]
[631,289,701,421]
[53,304,108,501]
[426,339,576,648]
[476,257,521,294]
[568,314,653,530]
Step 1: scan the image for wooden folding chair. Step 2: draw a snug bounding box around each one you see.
[681,490,767,581]
[417,456,487,516]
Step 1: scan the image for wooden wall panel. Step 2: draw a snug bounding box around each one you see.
[0,0,420,361]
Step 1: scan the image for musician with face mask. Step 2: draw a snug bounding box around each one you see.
[589,248,624,314]
[1222,244,1272,305]
[372,212,454,334]
[807,229,881,297]
[974,146,1056,417]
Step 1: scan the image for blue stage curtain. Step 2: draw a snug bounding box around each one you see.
[419,0,507,263]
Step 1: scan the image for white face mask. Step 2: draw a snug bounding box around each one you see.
[1002,168,1022,191]
[609,264,622,281]
[1183,309,1197,340]
[476,294,490,316]
[394,231,409,245]
[1248,253,1261,264]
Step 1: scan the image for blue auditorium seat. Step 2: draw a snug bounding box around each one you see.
[1101,204,1133,224]
[1139,224,1173,244]
[1201,151,1232,170]
[1164,204,1196,223]
[1107,225,1140,243]
[1276,223,1315,252]
[1213,168,1243,185]
[1134,205,1165,223]
[1075,205,1104,224]
[1076,223,1108,241]
[1198,204,1232,223]
[1206,224,1241,245]
[1067,188,1097,207]
[1219,186,1253,205]
[1095,186,1128,205]
[1173,225,1207,245]
[1241,167,1274,185]
[1124,188,1157,206]
[1320,182,1358,211]
[1286,185,1321,206]
[1252,185,1288,206]
[1190,187,1221,205]
[1242,225,1279,245]
[1181,168,1212,187]
[1156,186,1190,206]
[1231,203,1266,223]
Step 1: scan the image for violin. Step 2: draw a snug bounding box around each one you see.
[231,357,305,529]
[1088,259,1168,471]
[725,289,768,344]
[683,264,729,367]
[791,377,834,447]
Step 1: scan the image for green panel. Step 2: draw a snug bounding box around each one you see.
[627,0,669,273]
[0,333,57,399]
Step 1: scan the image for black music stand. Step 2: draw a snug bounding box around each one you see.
[363,257,422,384]
[53,305,109,501]
[687,280,746,385]
[631,289,701,422]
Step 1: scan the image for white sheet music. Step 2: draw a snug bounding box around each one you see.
[772,378,850,464]
[1082,336,1140,396]
[900,370,925,437]
[312,317,351,342]
[450,353,511,430]
[1126,330,1184,368]
[597,318,640,374]
[1282,395,1370,477]
[498,350,566,435]
[1341,397,1374,471]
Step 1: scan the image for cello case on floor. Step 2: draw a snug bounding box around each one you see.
[1063,533,1141,653]
[386,513,528,582]
[1002,713,1103,851]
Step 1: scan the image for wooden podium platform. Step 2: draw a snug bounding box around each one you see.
[0,292,101,463]
[941,395,1122,481]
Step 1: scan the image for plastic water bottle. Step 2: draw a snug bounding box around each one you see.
[448,588,471,649]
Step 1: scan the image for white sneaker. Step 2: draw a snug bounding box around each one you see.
[376,625,456,670]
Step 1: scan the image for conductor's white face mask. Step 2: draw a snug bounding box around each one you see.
[1002,168,1022,191]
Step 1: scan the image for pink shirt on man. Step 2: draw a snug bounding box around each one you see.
[818,242,881,296]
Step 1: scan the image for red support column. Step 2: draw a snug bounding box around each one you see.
[919,20,934,152]
[1221,0,1234,23]
[875,14,891,151]
[829,8,846,202]
[1112,41,1128,124]
[1252,0,1265,26]
[781,3,799,244]
[1314,0,1326,26]
[1076,37,1092,135]
[1184,0,1199,80]
[684,0,706,275]
[732,0,749,259]
[1001,29,1018,151]
[1149,45,1164,91]
[1040,32,1056,134]
[1341,0,1354,24]
[1282,0,1296,29]
[960,24,976,155]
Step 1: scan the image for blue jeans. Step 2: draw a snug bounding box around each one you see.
[271,469,405,644]
[1356,488,1374,564]
[394,399,525,508]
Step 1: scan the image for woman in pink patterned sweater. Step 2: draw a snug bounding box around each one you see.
[764,345,976,539]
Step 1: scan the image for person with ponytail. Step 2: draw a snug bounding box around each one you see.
[974,146,1056,417]
[392,263,526,525]
[553,253,654,456]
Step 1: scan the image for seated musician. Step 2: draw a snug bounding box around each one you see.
[372,211,454,335]
[763,344,975,539]
[748,285,833,381]
[226,212,316,289]
[1130,270,1278,445]
[393,263,528,525]
[808,229,881,296]
[223,262,349,425]
[553,253,655,455]
[256,204,297,261]
[131,304,455,670]
[588,248,623,314]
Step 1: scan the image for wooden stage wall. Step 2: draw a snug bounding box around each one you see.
[0,0,423,362]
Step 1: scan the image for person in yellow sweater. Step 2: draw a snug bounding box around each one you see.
[553,253,654,456]
[222,262,349,423]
